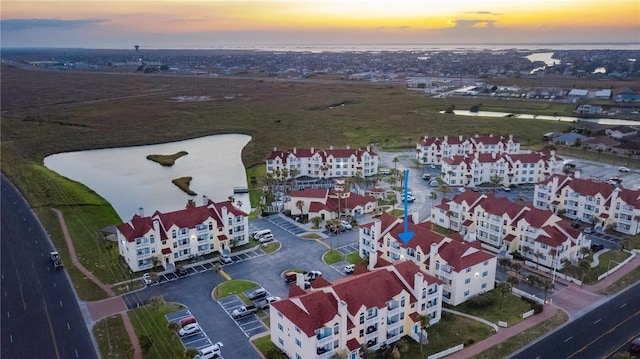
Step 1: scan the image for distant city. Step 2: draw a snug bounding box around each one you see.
[2,46,638,83]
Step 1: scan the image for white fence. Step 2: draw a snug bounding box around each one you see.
[427,344,464,359]
[511,287,545,305]
[597,251,637,281]
[523,260,582,286]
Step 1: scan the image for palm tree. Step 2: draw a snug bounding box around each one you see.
[522,246,533,263]
[506,275,519,288]
[511,262,522,280]
[393,156,399,171]
[310,216,322,229]
[429,192,438,201]
[541,278,555,302]
[498,257,511,274]
[295,200,305,216]
[549,248,558,283]
[496,282,512,310]
[490,175,502,192]
[535,250,544,269]
[417,314,430,353]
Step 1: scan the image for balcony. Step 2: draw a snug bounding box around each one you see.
[366,325,378,335]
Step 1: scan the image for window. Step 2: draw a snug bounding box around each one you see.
[172,230,176,239]
[295,326,301,334]
[359,329,364,338]
[149,235,155,244]
[295,338,301,347]
[400,296,406,307]
[359,313,365,324]
[334,324,339,335]
[481,283,487,289]
[464,290,470,297]
[465,278,471,284]
[482,271,488,277]
[278,337,284,345]
[278,323,283,331]
[466,267,471,273]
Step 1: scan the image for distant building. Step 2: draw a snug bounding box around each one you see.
[606,126,638,140]
[286,179,378,220]
[416,133,521,165]
[574,104,603,115]
[266,146,379,179]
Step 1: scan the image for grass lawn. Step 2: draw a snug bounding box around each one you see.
[601,265,640,295]
[450,291,532,326]
[301,233,323,239]
[575,250,633,284]
[216,279,258,298]
[252,335,287,358]
[324,249,344,264]
[346,252,365,264]
[129,301,186,359]
[93,314,133,359]
[261,242,280,254]
[474,310,568,359]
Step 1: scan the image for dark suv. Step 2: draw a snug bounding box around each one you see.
[175,266,188,277]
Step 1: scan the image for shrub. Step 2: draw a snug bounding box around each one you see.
[531,303,544,314]
[466,292,496,309]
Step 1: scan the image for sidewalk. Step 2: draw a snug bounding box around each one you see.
[446,306,560,359]
[53,208,142,359]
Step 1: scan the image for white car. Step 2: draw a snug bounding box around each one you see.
[178,323,201,337]
[501,186,512,192]
[344,264,355,274]
[619,166,630,172]
[142,273,155,285]
[340,221,352,230]
[259,234,274,243]
[457,187,466,193]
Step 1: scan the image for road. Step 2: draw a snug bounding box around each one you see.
[1,174,97,359]
[511,281,640,359]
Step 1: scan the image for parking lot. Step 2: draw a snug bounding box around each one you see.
[217,295,269,338]
[264,215,308,235]
[166,309,214,351]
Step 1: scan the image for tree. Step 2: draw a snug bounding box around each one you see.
[549,248,558,283]
[184,348,199,359]
[393,156,399,171]
[522,246,533,263]
[139,334,153,354]
[498,257,511,274]
[167,321,180,333]
[506,275,519,288]
[417,314,430,353]
[295,200,305,216]
[429,192,438,201]
[496,282,512,310]
[613,352,634,359]
[490,175,502,192]
[310,216,322,229]
[541,278,555,302]
[535,250,544,269]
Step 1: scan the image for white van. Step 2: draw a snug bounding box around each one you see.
[252,229,272,240]
[195,342,224,359]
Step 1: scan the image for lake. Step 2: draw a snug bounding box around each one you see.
[442,110,640,126]
[44,134,252,221]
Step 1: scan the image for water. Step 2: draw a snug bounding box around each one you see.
[44,134,252,221]
[443,110,640,126]
[525,52,561,66]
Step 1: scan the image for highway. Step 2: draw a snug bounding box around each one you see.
[1,174,97,359]
[511,281,640,359]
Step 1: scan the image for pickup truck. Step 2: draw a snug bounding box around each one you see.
[50,251,63,269]
[231,305,257,319]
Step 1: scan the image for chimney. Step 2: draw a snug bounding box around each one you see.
[293,147,297,154]
[202,195,208,206]
[459,135,463,141]
[338,300,348,344]
[489,133,494,138]
[574,170,581,179]
[138,207,144,217]
[411,210,420,224]
[509,134,513,140]
[367,250,378,271]
[429,243,439,276]
[346,144,350,149]
[414,272,424,299]
[222,206,228,224]
[311,146,315,153]
[296,273,307,290]
[329,145,334,150]
[274,146,277,151]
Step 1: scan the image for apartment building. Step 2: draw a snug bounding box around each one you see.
[285,179,378,219]
[440,151,563,187]
[359,214,496,306]
[270,260,442,359]
[415,133,521,165]
[534,174,640,235]
[116,197,248,272]
[432,192,590,269]
[266,145,379,179]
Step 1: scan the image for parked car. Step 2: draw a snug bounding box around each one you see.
[255,296,281,309]
[470,186,480,192]
[344,264,355,274]
[247,288,267,300]
[259,233,274,243]
[406,194,416,202]
[284,271,298,283]
[231,305,257,319]
[379,169,391,175]
[590,244,604,252]
[220,249,233,264]
[194,342,224,359]
[340,220,352,230]
[501,186,512,192]
[630,336,640,353]
[142,273,156,285]
[619,166,630,172]
[175,266,188,277]
[305,270,322,282]
[583,227,593,234]
[422,174,431,180]
[457,187,466,193]
[179,316,197,328]
[178,323,201,337]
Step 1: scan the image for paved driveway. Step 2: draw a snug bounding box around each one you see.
[166,309,213,350]
[217,295,269,338]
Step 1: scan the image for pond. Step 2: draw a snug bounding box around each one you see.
[44,134,252,221]
[442,110,640,126]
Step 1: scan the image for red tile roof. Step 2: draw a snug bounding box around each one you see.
[272,290,338,337]
[290,188,328,199]
[347,338,360,351]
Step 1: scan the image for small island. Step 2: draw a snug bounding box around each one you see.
[172,176,197,195]
[146,151,188,166]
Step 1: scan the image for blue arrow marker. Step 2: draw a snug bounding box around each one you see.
[398,170,415,244]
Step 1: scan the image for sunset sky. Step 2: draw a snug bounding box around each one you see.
[1,0,639,49]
